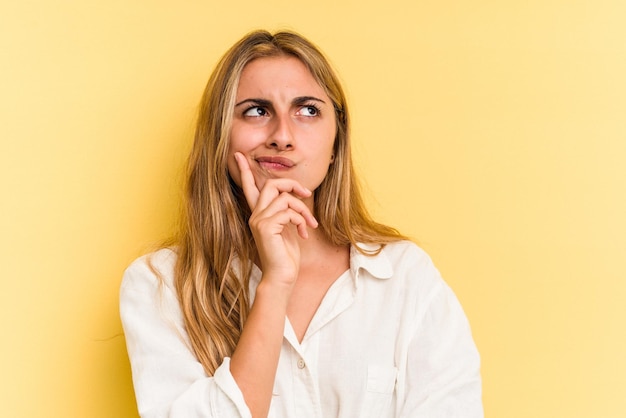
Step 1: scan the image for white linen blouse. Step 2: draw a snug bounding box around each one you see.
[120,240,483,417]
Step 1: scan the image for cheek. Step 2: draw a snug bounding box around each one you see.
[224,146,268,191]
[226,156,241,187]
[230,122,266,147]
[227,125,250,186]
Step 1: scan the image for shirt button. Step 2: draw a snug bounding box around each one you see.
[297,358,306,369]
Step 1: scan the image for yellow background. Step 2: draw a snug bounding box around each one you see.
[2,1,625,417]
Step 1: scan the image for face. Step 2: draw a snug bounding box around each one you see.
[227,56,337,197]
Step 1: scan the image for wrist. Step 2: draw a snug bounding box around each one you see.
[254,278,293,307]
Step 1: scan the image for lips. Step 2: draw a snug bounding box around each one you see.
[255,156,295,170]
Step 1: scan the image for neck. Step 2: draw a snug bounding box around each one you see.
[251,225,348,271]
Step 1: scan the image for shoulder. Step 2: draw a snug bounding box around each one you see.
[353,241,461,329]
[383,240,448,302]
[121,248,178,293]
[381,240,432,264]
[384,240,440,282]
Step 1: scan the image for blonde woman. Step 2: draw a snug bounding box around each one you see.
[120,30,483,418]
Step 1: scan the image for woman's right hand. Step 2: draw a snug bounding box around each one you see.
[234,152,318,289]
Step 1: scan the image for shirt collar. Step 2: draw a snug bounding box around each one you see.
[350,243,394,285]
[246,242,394,296]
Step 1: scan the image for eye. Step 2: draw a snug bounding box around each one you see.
[243,106,268,117]
[297,105,320,117]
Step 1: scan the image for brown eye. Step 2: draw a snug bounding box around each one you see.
[299,105,320,117]
[244,106,268,117]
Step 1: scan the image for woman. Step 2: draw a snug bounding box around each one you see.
[120,30,483,418]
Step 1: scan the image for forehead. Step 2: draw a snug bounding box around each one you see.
[236,55,327,99]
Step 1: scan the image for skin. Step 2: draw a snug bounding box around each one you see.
[228,55,337,281]
[227,55,337,200]
[227,56,350,418]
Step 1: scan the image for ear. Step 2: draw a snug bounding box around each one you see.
[330,154,335,164]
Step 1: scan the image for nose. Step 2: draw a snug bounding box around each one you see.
[266,113,293,150]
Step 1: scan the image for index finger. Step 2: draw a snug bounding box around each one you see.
[234,152,260,210]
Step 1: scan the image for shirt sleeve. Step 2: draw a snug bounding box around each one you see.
[119,252,252,418]
[400,278,484,418]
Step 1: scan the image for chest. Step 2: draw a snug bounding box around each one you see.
[285,245,350,342]
[286,266,348,342]
[272,284,407,418]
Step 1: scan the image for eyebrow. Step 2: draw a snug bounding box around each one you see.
[235,98,272,107]
[235,96,326,107]
[293,96,326,105]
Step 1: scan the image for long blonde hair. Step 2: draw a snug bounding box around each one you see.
[174,30,404,375]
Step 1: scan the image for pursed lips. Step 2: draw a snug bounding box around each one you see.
[255,156,295,170]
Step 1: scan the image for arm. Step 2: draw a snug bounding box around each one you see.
[400,281,484,418]
[229,152,317,418]
[120,251,250,418]
[229,279,290,417]
[121,154,315,418]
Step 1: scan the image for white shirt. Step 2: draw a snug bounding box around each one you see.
[120,240,483,418]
